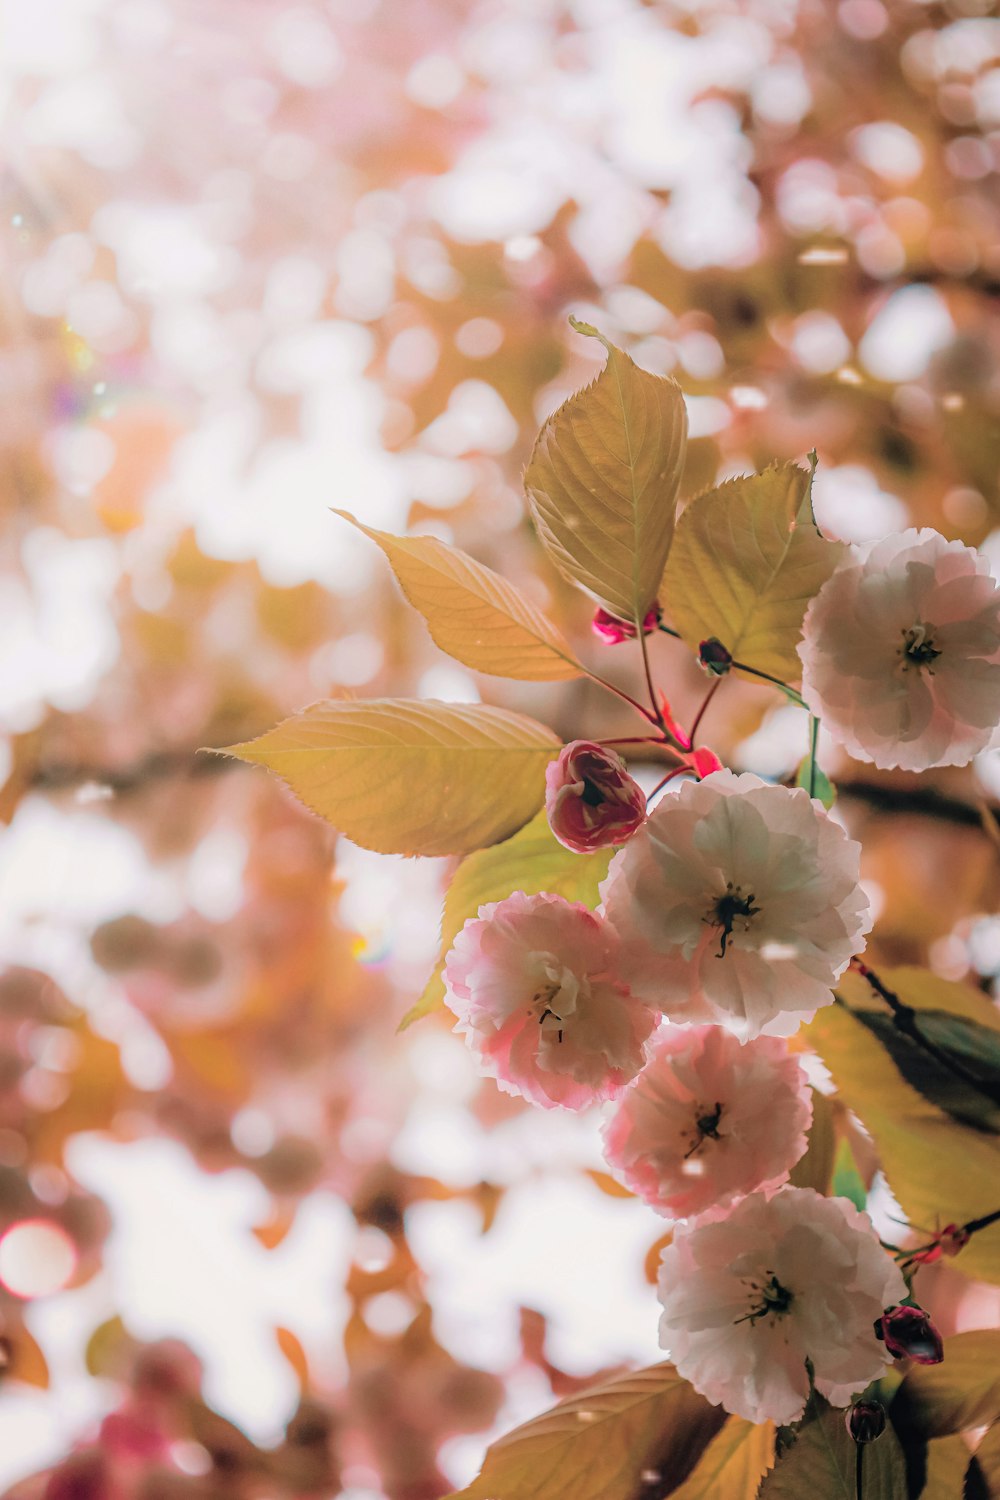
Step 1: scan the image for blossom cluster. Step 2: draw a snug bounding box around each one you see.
[438,523,1000,1425]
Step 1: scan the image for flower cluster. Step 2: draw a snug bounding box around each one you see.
[438,523,1000,1428]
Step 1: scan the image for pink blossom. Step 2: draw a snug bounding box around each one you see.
[545,741,647,854]
[600,771,869,1039]
[591,604,661,644]
[443,892,658,1110]
[798,528,1000,770]
[657,1187,907,1425]
[601,1027,812,1220]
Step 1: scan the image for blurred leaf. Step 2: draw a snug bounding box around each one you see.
[584,1169,635,1200]
[276,1327,310,1392]
[645,1229,673,1285]
[759,1402,906,1499]
[831,1138,868,1213]
[668,1416,774,1498]
[788,1089,836,1194]
[851,1009,1000,1133]
[893,1333,1000,1439]
[524,319,687,622]
[84,1316,135,1380]
[662,461,843,682]
[445,1362,725,1500]
[972,1424,1000,1497]
[920,1434,974,1499]
[796,756,836,809]
[336,512,585,681]
[4,1326,50,1389]
[406,809,612,1025]
[220,699,560,857]
[806,977,1000,1283]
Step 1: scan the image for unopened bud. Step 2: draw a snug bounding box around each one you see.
[698,638,733,676]
[846,1400,886,1444]
[592,604,661,645]
[876,1305,944,1365]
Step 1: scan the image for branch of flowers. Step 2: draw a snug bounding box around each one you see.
[807,715,820,800]
[688,677,723,747]
[847,959,991,1096]
[584,670,662,728]
[856,1442,864,1500]
[637,612,668,735]
[887,1206,1000,1267]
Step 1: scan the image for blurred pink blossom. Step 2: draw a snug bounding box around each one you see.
[657,1187,907,1425]
[601,1026,812,1220]
[443,891,657,1109]
[799,529,1000,770]
[600,771,869,1039]
[545,741,647,854]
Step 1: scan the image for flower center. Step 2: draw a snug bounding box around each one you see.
[683,1102,724,1160]
[527,958,581,1044]
[579,776,606,807]
[707,883,760,957]
[734,1272,794,1327]
[899,623,941,671]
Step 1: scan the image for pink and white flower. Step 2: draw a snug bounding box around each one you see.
[442,891,658,1110]
[545,741,647,854]
[600,771,869,1040]
[798,528,1000,770]
[601,1027,812,1221]
[657,1187,907,1425]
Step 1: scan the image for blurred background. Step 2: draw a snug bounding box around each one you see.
[3,0,1000,1495]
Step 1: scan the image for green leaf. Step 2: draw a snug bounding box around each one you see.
[850,1009,1000,1133]
[218,699,559,857]
[893,1332,1000,1439]
[445,1362,726,1500]
[336,512,586,682]
[669,1416,774,1499]
[796,755,836,810]
[831,1138,867,1213]
[662,461,844,683]
[404,808,613,1026]
[806,974,1000,1283]
[523,318,687,623]
[759,1402,907,1500]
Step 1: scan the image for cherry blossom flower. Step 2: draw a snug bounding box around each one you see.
[442,891,658,1110]
[798,529,1000,771]
[545,741,647,854]
[591,604,661,644]
[601,1027,812,1220]
[656,1187,907,1426]
[600,770,869,1039]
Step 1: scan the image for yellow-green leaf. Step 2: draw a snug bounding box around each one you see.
[788,1089,836,1195]
[524,318,687,623]
[806,973,1000,1283]
[336,512,585,682]
[669,1416,774,1499]
[219,699,559,857]
[662,461,844,682]
[403,808,613,1026]
[894,1332,1000,1438]
[446,1362,726,1500]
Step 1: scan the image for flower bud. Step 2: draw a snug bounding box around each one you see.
[545,741,647,854]
[698,637,733,676]
[592,604,661,645]
[875,1305,944,1365]
[846,1399,886,1444]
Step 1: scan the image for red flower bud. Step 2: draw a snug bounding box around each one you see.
[592,604,661,645]
[846,1400,887,1444]
[545,741,647,853]
[691,747,723,779]
[875,1305,944,1364]
[698,637,733,675]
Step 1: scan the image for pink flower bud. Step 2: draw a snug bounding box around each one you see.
[846,1400,886,1444]
[545,741,647,854]
[875,1305,944,1364]
[591,604,661,644]
[691,747,723,779]
[698,637,733,675]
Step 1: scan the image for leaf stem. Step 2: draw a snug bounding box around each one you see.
[647,765,689,801]
[586,670,661,728]
[848,959,992,1097]
[856,1442,863,1500]
[655,626,807,706]
[637,615,667,733]
[807,715,820,800]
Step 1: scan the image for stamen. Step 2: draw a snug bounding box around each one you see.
[683,1102,724,1159]
[899,623,941,671]
[706,882,760,957]
[734,1273,793,1326]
